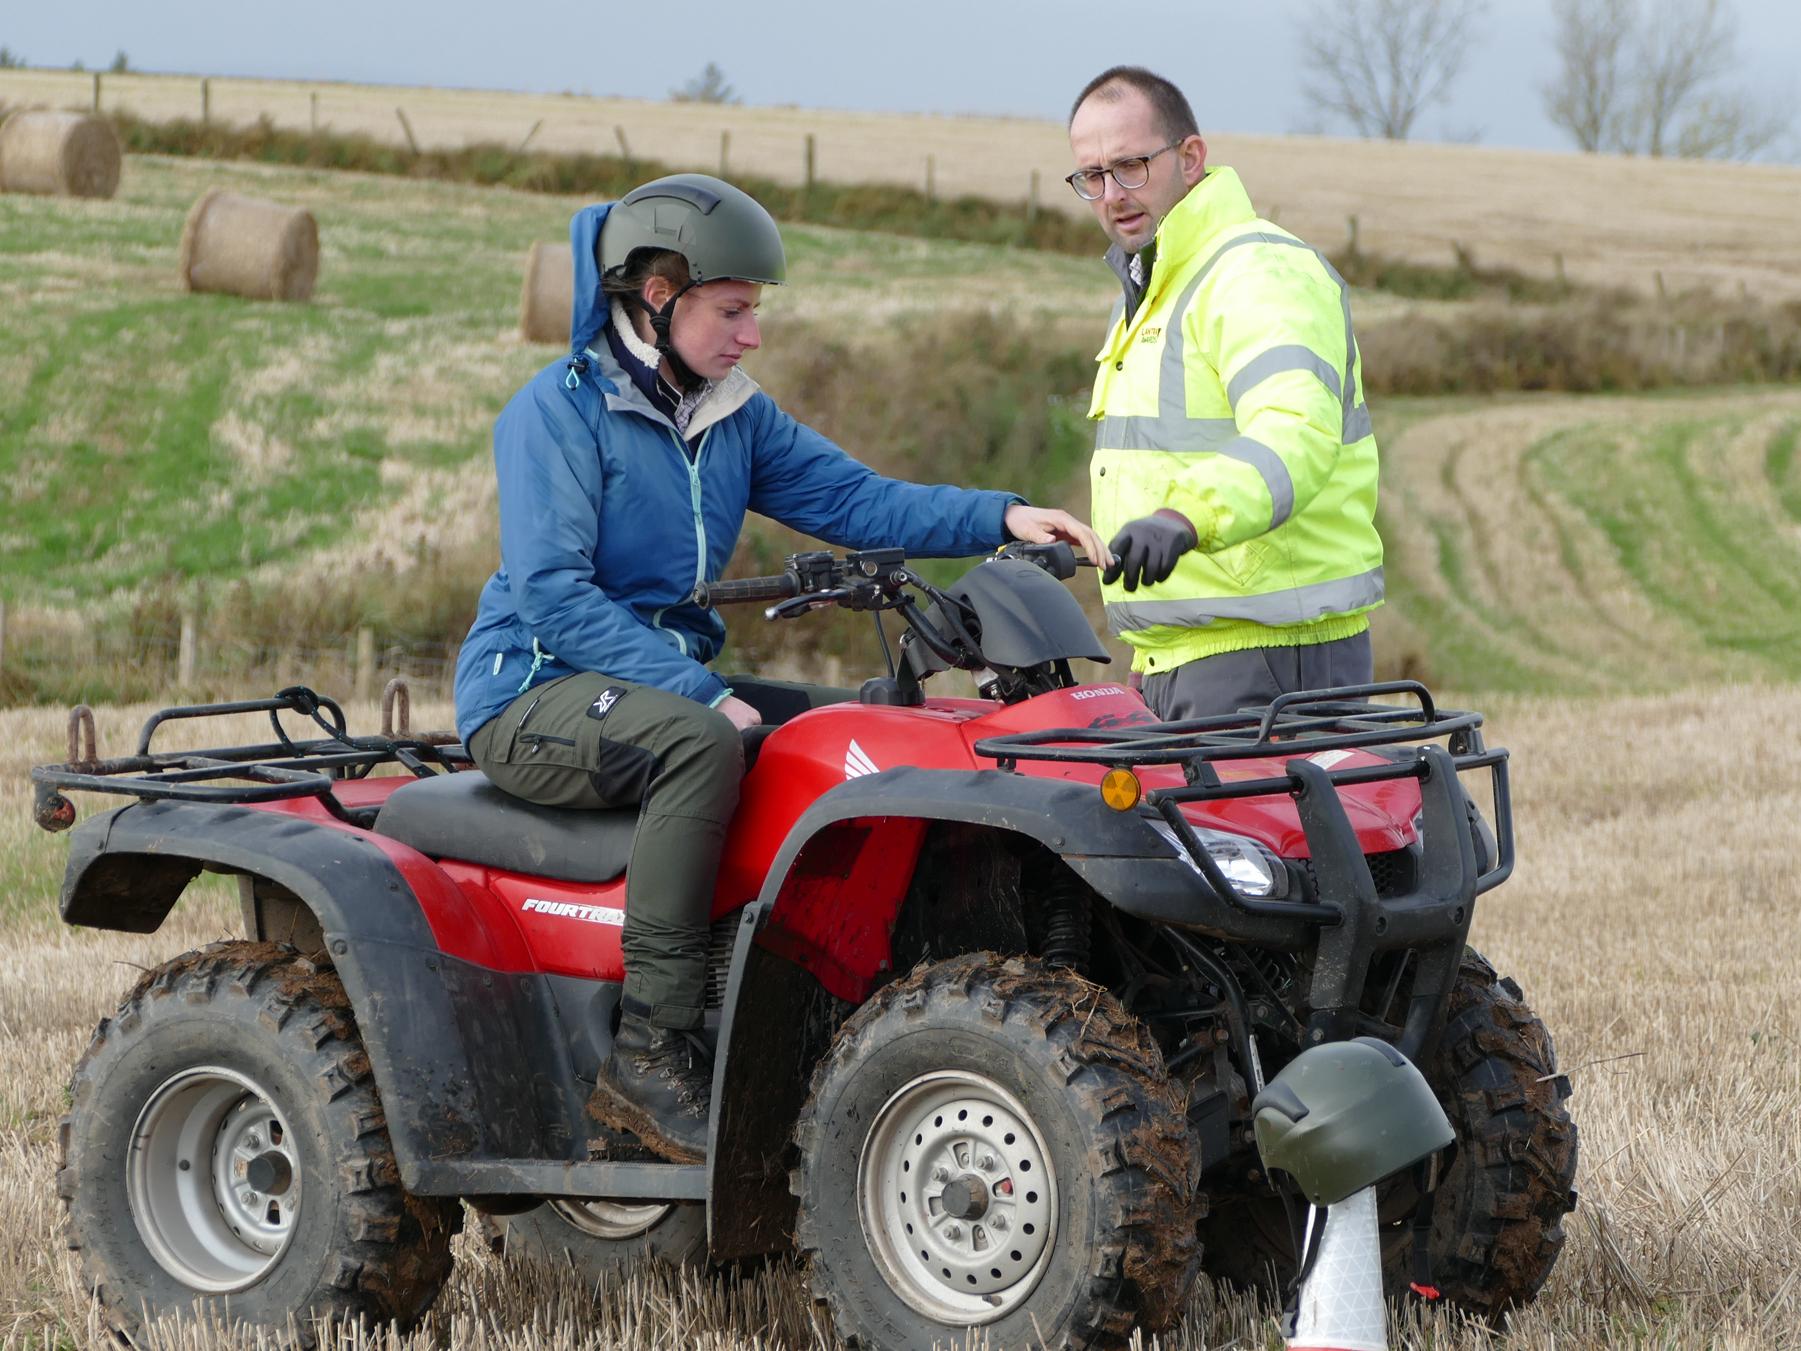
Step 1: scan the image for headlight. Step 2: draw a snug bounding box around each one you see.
[1148,820,1287,898]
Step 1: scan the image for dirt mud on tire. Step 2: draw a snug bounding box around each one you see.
[793,952,1199,1349]
[58,940,460,1343]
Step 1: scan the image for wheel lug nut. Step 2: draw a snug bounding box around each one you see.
[977,1154,995,1171]
[992,1213,1008,1232]
[932,1166,949,1182]
[944,1223,962,1240]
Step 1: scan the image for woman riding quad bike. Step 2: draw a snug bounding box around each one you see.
[452,172,1107,1164]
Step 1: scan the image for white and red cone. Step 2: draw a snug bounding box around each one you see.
[1288,1185,1386,1351]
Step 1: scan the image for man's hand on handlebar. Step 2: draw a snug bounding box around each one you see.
[1003,505,1113,570]
[716,695,762,731]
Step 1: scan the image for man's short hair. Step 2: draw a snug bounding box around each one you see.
[1069,66,1199,143]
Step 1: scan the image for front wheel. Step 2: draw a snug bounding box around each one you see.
[58,941,460,1342]
[1198,948,1578,1316]
[793,953,1198,1349]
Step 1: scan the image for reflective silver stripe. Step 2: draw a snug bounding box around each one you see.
[1194,231,1365,445]
[1218,436,1296,527]
[1226,344,1342,408]
[1098,415,1238,452]
[1096,230,1366,531]
[1106,566,1385,632]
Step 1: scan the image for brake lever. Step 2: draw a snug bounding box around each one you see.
[764,587,857,621]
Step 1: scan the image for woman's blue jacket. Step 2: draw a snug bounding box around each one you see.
[453,202,1019,743]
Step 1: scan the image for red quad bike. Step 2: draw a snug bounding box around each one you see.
[33,542,1577,1349]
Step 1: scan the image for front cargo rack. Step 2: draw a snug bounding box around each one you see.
[30,684,465,833]
[972,680,1513,922]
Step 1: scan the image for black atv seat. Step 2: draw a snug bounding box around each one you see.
[373,772,637,883]
[370,727,774,884]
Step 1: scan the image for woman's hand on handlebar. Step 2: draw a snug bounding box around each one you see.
[716,694,763,731]
[1004,505,1114,570]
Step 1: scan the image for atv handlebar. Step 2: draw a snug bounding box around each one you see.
[692,573,801,607]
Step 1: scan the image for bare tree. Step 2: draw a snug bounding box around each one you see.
[1296,0,1486,141]
[1542,0,1632,151]
[1544,0,1792,159]
[670,63,738,106]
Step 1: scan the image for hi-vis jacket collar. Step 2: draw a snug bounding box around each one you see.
[1098,168,1259,355]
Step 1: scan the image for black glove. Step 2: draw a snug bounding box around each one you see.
[1102,511,1197,591]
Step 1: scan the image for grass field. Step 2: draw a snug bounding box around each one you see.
[7,68,1801,299]
[2,689,1797,1348]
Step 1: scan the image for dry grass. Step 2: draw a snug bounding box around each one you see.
[2,685,1799,1347]
[5,69,1801,299]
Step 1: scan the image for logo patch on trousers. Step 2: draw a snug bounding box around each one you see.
[586,687,626,720]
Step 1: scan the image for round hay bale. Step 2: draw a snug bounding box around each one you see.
[178,189,319,303]
[0,109,122,199]
[519,240,574,345]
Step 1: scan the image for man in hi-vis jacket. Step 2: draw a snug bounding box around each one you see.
[1068,65,1384,721]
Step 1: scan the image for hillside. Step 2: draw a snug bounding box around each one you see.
[3,152,1799,704]
[7,68,1801,298]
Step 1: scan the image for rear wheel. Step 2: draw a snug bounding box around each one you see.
[794,953,1198,1349]
[59,941,459,1343]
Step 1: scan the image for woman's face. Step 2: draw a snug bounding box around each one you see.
[644,277,763,381]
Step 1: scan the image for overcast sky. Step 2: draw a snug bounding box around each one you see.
[5,1,1797,155]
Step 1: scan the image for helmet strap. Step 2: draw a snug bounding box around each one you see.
[632,280,704,391]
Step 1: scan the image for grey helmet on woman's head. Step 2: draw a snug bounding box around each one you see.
[598,173,786,381]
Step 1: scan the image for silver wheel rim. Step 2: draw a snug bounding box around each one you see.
[547,1198,673,1239]
[127,1066,301,1292]
[857,1069,1058,1325]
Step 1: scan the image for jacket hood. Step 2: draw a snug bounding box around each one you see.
[568,202,614,356]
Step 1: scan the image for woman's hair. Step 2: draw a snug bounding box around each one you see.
[599,246,692,299]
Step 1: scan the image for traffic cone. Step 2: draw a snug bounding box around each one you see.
[1288,1185,1386,1351]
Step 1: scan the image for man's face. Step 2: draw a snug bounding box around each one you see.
[1068,87,1207,255]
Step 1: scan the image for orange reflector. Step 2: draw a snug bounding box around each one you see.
[1100,768,1142,811]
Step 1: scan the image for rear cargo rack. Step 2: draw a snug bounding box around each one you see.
[30,685,465,833]
[973,681,1513,920]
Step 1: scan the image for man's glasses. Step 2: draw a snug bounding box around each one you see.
[1065,142,1181,201]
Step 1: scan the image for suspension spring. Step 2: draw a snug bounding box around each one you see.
[1038,873,1092,973]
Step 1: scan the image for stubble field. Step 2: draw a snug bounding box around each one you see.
[1,680,1798,1348]
[6,68,1801,299]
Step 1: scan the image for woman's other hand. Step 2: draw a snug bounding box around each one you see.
[1003,505,1114,569]
[716,694,763,731]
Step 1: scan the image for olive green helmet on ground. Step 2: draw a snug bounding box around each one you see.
[1252,1037,1453,1206]
[599,172,787,286]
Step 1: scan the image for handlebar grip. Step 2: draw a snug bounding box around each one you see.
[693,573,800,607]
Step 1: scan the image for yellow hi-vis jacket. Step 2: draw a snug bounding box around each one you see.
[1088,166,1384,675]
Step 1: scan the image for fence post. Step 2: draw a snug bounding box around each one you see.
[1554,251,1567,292]
[310,90,319,133]
[92,72,102,112]
[614,124,632,166]
[1346,214,1360,255]
[925,154,935,204]
[178,613,197,691]
[517,118,542,153]
[354,627,375,703]
[1025,170,1040,230]
[395,106,421,155]
[804,133,815,190]
[719,129,730,175]
[201,78,210,124]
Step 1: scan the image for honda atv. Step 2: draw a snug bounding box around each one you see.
[31,542,1576,1349]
